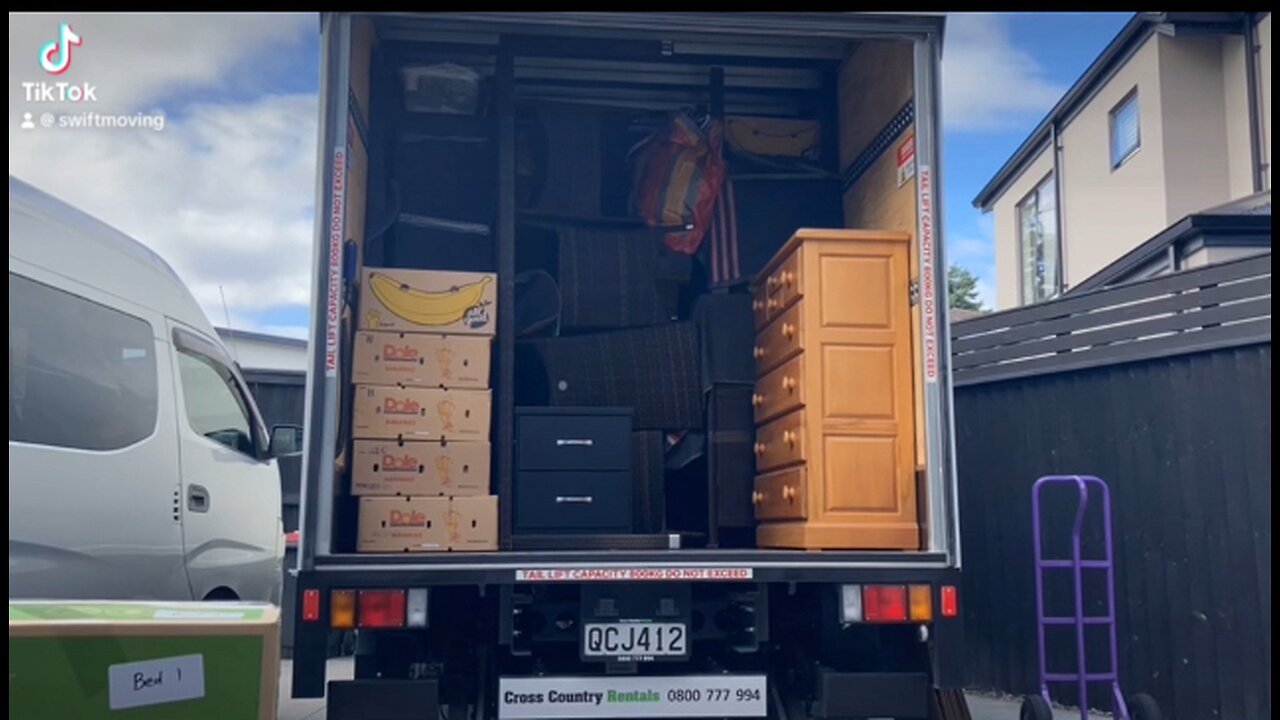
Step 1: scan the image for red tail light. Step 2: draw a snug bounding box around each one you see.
[862,585,908,622]
[940,585,959,618]
[301,588,320,622]
[358,589,406,628]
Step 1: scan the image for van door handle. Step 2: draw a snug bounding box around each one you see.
[188,485,210,513]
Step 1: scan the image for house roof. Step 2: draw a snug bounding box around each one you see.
[971,12,1248,211]
[215,326,308,348]
[1068,192,1272,293]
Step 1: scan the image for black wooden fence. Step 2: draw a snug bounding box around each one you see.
[951,253,1271,720]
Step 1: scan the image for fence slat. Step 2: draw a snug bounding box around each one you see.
[953,318,1271,386]
[953,254,1271,337]
[952,275,1271,355]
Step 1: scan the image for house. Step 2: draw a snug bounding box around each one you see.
[215,326,308,374]
[973,12,1271,309]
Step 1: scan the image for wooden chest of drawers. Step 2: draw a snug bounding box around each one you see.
[749,229,920,550]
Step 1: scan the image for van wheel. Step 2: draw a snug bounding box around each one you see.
[203,587,240,601]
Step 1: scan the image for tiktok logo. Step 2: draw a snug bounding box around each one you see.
[39,23,81,75]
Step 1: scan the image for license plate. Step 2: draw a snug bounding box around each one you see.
[583,622,687,660]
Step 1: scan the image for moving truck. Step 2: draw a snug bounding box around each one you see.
[292,13,962,719]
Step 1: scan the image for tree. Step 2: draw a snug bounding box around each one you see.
[948,265,986,312]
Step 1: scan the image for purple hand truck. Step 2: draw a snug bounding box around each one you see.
[1019,475,1161,720]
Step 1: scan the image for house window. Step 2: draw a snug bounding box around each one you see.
[1017,174,1059,304]
[1110,90,1140,168]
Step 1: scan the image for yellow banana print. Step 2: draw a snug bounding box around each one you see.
[368,273,492,327]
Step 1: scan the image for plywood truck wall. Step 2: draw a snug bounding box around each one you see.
[838,40,927,473]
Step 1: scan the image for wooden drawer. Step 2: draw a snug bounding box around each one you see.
[753,409,805,472]
[751,284,772,330]
[764,248,804,312]
[753,353,804,424]
[753,301,804,376]
[753,466,807,520]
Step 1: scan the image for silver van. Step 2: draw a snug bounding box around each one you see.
[8,175,291,603]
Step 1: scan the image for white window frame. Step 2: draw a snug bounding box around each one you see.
[1016,172,1061,305]
[1109,88,1141,170]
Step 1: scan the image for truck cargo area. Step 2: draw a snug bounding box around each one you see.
[295,13,962,718]
[305,11,957,561]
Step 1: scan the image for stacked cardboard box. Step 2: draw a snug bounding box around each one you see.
[354,267,498,552]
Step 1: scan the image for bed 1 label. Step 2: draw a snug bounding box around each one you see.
[107,654,205,710]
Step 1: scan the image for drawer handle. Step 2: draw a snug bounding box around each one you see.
[781,270,795,287]
[766,297,779,310]
[781,376,796,391]
[783,430,797,447]
[752,299,764,312]
[781,322,795,339]
[555,495,593,504]
[752,393,764,407]
[766,275,779,290]
[782,485,797,500]
[555,438,594,447]
[752,490,764,505]
[754,442,765,456]
[753,346,765,360]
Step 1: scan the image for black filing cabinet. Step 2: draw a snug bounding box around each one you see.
[514,407,633,534]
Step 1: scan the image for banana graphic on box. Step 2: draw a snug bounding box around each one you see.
[368,272,492,328]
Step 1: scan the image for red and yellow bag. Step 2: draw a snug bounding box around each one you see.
[630,113,726,256]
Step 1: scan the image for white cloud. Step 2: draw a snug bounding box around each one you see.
[9,13,314,114]
[942,13,1066,132]
[9,13,318,333]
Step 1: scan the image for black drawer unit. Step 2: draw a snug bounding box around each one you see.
[516,410,631,471]
[515,407,634,536]
[515,470,632,533]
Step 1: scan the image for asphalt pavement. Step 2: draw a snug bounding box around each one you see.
[278,658,1110,720]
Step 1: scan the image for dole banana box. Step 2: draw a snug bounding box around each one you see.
[9,601,279,720]
[352,331,492,389]
[353,385,491,441]
[447,495,498,551]
[352,440,490,496]
[359,267,496,336]
[358,496,450,552]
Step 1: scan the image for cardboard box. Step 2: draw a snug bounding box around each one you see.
[352,331,492,389]
[8,600,279,719]
[352,440,491,496]
[358,496,450,552]
[353,385,491,441]
[448,495,498,551]
[359,267,496,336]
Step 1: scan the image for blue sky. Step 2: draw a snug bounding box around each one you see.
[9,12,1132,333]
[943,12,1131,308]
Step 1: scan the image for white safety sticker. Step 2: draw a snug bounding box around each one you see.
[498,674,767,718]
[324,145,347,378]
[897,132,916,187]
[514,567,753,582]
[917,164,939,383]
[107,654,205,710]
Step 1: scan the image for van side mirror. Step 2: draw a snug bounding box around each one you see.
[269,424,305,458]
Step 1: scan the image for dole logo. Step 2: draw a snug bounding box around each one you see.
[383,344,420,363]
[389,509,425,527]
[382,453,419,472]
[383,396,421,415]
[40,23,82,75]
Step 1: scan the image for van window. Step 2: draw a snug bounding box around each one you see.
[175,345,259,458]
[8,272,158,450]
